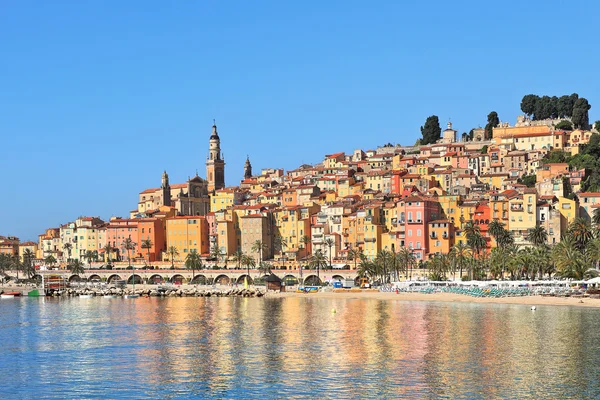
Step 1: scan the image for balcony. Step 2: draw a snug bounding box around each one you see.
[510,205,523,212]
[365,237,376,242]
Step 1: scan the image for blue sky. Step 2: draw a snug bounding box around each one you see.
[1,0,598,241]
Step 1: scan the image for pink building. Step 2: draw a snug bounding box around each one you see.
[106,218,139,261]
[397,196,441,261]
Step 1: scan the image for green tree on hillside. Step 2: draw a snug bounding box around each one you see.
[420,115,441,145]
[555,120,573,130]
[520,94,537,117]
[572,98,591,129]
[484,111,499,139]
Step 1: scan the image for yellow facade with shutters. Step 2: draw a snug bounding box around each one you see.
[166,216,209,259]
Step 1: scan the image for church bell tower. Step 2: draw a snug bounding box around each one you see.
[244,156,252,179]
[161,170,171,207]
[206,120,225,192]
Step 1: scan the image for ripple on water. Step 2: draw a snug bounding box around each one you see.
[0,297,599,399]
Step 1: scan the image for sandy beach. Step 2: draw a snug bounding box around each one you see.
[268,290,600,308]
[3,282,600,308]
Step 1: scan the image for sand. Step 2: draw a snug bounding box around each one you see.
[3,282,599,308]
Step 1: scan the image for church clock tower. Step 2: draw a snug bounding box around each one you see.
[161,170,171,207]
[206,121,225,192]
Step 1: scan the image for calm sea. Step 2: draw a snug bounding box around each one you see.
[0,296,598,399]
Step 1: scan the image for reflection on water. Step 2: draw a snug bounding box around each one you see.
[0,297,599,399]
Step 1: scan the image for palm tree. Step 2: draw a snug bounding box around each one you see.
[21,249,35,279]
[102,244,114,264]
[468,233,487,275]
[241,254,256,281]
[308,249,327,284]
[347,248,361,271]
[429,254,450,281]
[376,250,394,283]
[396,247,416,280]
[258,262,272,276]
[496,228,514,248]
[593,207,600,226]
[232,249,244,269]
[168,246,180,269]
[587,237,600,271]
[551,236,588,280]
[44,255,57,268]
[324,237,335,270]
[528,226,548,247]
[451,243,471,280]
[69,259,85,276]
[300,235,311,259]
[273,234,288,265]
[463,221,481,238]
[210,244,223,269]
[63,243,73,262]
[488,219,505,243]
[185,250,202,283]
[568,217,593,251]
[141,239,153,265]
[358,256,375,281]
[123,238,136,268]
[84,250,95,265]
[251,240,267,265]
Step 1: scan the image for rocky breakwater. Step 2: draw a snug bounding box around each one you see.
[47,287,265,298]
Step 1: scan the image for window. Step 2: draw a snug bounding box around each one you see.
[408,230,412,237]
[417,229,421,236]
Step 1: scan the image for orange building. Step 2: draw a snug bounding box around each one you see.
[0,236,19,256]
[137,218,166,262]
[165,216,210,259]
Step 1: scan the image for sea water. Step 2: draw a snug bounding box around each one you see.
[0,296,598,399]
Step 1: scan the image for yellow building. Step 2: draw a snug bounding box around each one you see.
[273,205,316,261]
[427,221,454,257]
[508,189,537,243]
[437,195,461,226]
[363,219,383,260]
[556,196,578,234]
[210,188,244,212]
[18,242,38,263]
[166,216,210,258]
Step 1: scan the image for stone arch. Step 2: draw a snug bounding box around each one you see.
[236,274,253,284]
[170,274,185,284]
[88,274,101,282]
[32,274,43,283]
[107,274,122,284]
[191,274,207,284]
[148,274,164,284]
[214,274,230,285]
[354,276,363,286]
[127,274,142,284]
[282,275,299,285]
[332,275,344,281]
[68,275,81,282]
[303,275,322,286]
